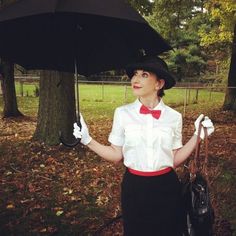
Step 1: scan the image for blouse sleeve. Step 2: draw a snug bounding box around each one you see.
[108,108,125,146]
[172,114,183,150]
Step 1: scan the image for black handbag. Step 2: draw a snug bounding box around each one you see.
[182,123,214,236]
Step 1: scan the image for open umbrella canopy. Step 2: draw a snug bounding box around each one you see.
[0,0,171,75]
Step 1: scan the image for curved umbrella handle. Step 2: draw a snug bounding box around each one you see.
[59,131,81,147]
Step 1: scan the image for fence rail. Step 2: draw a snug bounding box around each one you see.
[0,78,235,117]
[13,76,234,86]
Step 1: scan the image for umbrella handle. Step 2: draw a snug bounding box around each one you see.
[59,131,81,147]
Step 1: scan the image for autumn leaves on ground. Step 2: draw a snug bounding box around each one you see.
[0,103,236,236]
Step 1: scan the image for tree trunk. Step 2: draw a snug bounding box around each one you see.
[223,23,236,111]
[0,0,24,118]
[33,70,76,145]
[0,59,23,118]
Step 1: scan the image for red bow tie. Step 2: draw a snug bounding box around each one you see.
[140,105,161,119]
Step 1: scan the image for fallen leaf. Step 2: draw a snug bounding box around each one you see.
[6,204,15,209]
[56,210,64,216]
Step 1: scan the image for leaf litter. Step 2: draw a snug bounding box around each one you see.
[0,106,235,235]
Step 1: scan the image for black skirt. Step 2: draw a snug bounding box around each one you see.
[121,168,184,236]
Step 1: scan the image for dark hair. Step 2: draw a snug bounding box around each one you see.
[155,74,165,97]
[157,88,165,97]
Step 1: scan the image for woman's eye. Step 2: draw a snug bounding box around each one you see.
[142,72,149,78]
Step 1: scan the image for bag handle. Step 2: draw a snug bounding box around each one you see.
[190,119,209,176]
[203,127,209,175]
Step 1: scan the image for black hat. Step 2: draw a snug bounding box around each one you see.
[126,56,176,89]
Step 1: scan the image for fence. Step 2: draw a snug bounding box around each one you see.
[0,76,235,117]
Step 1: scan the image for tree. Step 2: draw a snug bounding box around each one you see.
[199,0,236,111]
[33,0,154,144]
[0,1,77,143]
[0,59,23,117]
[127,0,154,16]
[223,23,236,111]
[0,0,23,118]
[144,0,207,80]
[145,0,199,47]
[33,71,76,145]
[199,1,235,48]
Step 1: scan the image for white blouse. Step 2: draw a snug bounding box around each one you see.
[108,99,183,171]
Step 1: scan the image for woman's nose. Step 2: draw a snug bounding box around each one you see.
[132,74,140,82]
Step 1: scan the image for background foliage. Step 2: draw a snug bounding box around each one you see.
[129,0,235,84]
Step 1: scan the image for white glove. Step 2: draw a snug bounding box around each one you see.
[194,114,214,140]
[73,114,92,145]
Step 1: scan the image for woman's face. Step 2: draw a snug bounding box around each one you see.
[131,70,164,98]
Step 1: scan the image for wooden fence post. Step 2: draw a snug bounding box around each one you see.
[124,85,127,103]
[195,88,199,103]
[183,88,187,117]
[209,88,212,101]
[20,80,24,96]
[102,82,104,100]
[188,88,191,104]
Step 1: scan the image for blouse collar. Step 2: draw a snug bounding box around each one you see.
[134,98,166,113]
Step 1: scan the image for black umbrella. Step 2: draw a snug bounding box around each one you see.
[0,0,171,146]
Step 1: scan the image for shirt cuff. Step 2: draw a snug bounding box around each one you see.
[108,134,124,146]
[172,142,183,150]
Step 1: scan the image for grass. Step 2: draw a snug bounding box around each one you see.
[0,83,225,119]
[15,82,39,97]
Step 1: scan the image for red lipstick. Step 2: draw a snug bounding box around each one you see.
[133,85,142,89]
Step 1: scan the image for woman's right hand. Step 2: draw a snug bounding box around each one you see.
[73,114,92,145]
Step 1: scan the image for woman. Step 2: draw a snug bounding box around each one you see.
[73,56,214,236]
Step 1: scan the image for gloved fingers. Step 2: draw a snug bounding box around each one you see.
[208,126,215,134]
[73,122,80,129]
[79,113,87,127]
[73,114,88,132]
[202,118,213,128]
[73,130,82,139]
[195,114,204,125]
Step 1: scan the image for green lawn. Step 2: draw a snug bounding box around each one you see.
[1,83,225,119]
[15,82,39,97]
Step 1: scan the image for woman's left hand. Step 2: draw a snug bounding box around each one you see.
[194,114,214,139]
